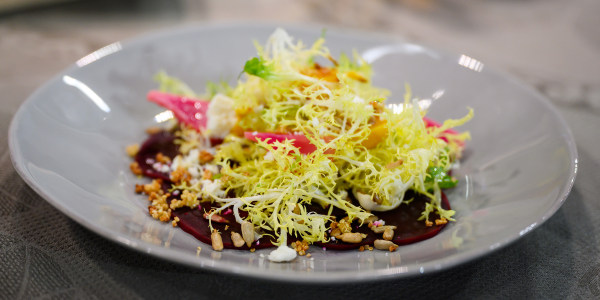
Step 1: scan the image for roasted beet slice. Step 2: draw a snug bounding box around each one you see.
[390,192,450,245]
[423,116,464,146]
[172,204,276,250]
[137,131,452,251]
[135,130,179,181]
[316,191,450,250]
[171,188,450,251]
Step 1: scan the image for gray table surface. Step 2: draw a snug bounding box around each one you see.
[1,1,599,299]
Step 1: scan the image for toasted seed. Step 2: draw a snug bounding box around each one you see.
[435,218,448,225]
[171,216,180,227]
[372,194,383,205]
[241,221,255,247]
[129,162,143,176]
[374,239,398,251]
[125,144,140,157]
[383,227,394,241]
[145,126,162,135]
[203,212,230,224]
[330,228,342,238]
[199,150,214,163]
[339,232,363,243]
[202,169,212,180]
[231,232,245,248]
[155,152,171,164]
[211,230,223,251]
[371,225,397,234]
[338,219,352,233]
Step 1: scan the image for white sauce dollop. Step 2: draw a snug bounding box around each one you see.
[267,245,297,262]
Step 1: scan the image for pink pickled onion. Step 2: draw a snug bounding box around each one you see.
[147,90,209,130]
[244,132,317,154]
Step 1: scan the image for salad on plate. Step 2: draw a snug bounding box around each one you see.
[128,28,472,262]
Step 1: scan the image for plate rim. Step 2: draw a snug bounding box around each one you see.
[8,22,578,283]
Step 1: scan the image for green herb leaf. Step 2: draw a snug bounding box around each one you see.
[243,57,271,79]
[426,167,458,189]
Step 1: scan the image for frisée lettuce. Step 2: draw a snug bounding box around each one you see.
[144,28,472,249]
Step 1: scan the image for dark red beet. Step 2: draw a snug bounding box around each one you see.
[138,130,452,250]
[392,192,450,245]
[172,204,276,250]
[315,191,450,250]
[135,131,179,181]
[172,192,449,251]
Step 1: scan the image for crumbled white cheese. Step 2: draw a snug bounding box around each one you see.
[267,245,297,262]
[188,165,201,178]
[185,149,200,165]
[170,156,182,171]
[204,164,219,175]
[201,179,225,197]
[206,93,237,139]
[171,149,200,172]
[152,162,170,173]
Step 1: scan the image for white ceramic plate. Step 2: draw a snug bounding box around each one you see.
[9,24,577,282]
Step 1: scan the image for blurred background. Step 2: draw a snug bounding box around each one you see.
[1,0,599,112]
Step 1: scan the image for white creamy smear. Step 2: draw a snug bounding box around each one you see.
[267,245,297,262]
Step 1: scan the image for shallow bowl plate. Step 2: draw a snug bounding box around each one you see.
[9,24,577,282]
